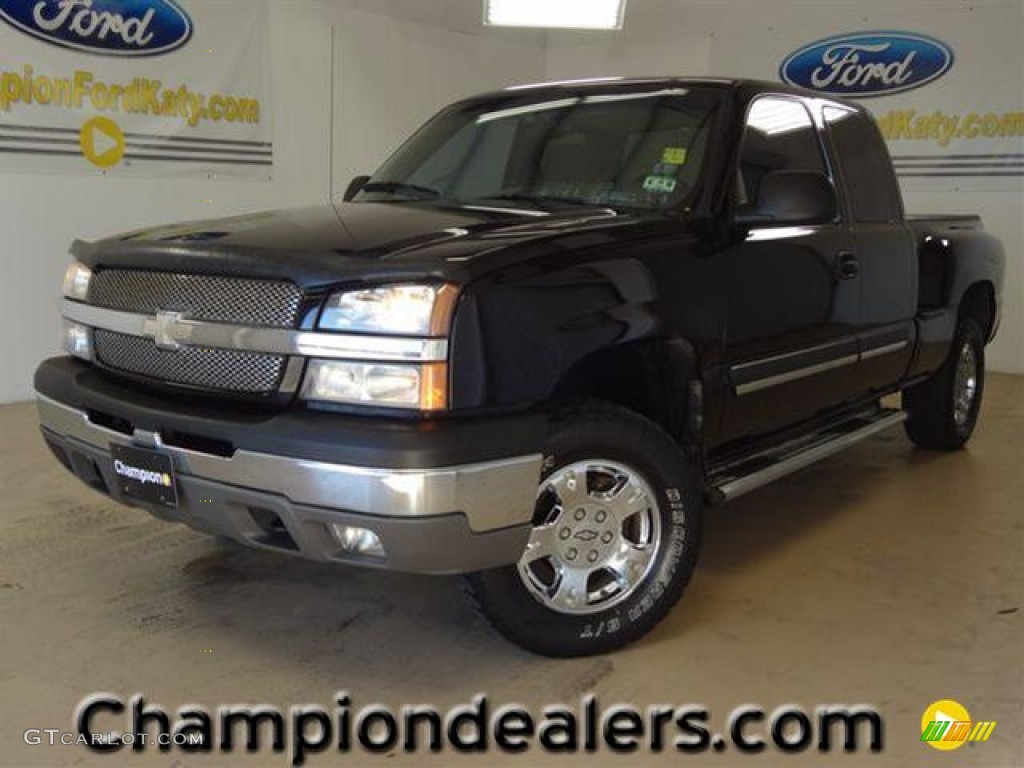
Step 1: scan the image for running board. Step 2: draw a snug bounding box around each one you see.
[708,409,907,503]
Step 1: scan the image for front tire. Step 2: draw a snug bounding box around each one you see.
[904,318,985,450]
[463,401,703,657]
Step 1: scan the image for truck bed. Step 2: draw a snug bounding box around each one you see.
[906,213,983,233]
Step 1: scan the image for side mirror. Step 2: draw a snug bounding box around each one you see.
[735,171,837,226]
[343,175,371,202]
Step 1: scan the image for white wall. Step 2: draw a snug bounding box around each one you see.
[332,8,546,193]
[0,0,544,403]
[543,3,711,79]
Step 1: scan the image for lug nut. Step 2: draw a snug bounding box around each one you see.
[595,510,607,523]
[560,528,571,540]
[587,550,599,563]
[602,532,614,544]
[567,548,578,561]
[574,508,586,521]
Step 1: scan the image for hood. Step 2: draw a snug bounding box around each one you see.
[73,201,644,290]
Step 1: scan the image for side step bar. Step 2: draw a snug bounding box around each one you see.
[708,409,907,503]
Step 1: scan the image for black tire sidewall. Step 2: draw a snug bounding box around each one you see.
[905,318,986,450]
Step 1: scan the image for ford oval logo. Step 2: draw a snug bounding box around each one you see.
[0,0,193,57]
[780,31,954,97]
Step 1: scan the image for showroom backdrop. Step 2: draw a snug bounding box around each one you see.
[0,0,1020,402]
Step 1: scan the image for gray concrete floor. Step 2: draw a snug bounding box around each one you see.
[1,376,1022,767]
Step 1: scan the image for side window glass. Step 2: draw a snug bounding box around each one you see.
[824,107,902,223]
[738,98,826,207]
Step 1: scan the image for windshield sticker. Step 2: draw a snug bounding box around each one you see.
[643,176,677,193]
[662,147,688,165]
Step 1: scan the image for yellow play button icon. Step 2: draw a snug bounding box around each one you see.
[80,116,125,169]
[921,698,971,751]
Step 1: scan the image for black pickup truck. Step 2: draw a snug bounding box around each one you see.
[37,78,1005,657]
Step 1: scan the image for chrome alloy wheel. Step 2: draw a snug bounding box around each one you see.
[953,341,978,427]
[517,460,663,616]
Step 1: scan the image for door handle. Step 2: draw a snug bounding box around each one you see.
[837,252,859,280]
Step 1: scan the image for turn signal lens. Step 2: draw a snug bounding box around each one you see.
[419,362,449,411]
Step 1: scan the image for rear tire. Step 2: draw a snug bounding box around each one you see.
[463,401,702,657]
[904,318,985,450]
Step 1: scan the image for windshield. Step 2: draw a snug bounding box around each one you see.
[357,86,723,212]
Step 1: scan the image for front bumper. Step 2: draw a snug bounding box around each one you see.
[36,358,545,574]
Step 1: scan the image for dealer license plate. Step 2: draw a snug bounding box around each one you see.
[110,443,178,509]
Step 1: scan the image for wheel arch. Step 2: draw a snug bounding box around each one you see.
[958,280,997,342]
[548,338,702,449]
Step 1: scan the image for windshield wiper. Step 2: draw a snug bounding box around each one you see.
[477,193,620,211]
[360,181,441,200]
[483,193,586,205]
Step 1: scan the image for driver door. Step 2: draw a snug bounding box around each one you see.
[717,96,863,443]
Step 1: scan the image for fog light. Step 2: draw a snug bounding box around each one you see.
[330,524,385,558]
[63,319,92,361]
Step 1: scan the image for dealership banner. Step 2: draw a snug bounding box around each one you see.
[0,0,272,179]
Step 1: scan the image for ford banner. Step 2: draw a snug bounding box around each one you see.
[0,0,194,57]
[0,0,271,179]
[780,31,954,97]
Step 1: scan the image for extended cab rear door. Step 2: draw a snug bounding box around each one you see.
[821,106,917,391]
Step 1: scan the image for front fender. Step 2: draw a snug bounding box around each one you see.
[449,240,725,414]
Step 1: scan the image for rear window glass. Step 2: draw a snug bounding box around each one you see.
[824,107,902,223]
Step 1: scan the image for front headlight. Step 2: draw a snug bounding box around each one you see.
[319,284,459,336]
[62,261,93,301]
[305,283,457,410]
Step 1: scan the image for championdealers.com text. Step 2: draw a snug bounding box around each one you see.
[23,693,885,764]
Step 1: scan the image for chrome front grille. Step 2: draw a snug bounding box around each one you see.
[94,330,287,394]
[87,269,302,328]
[85,268,302,395]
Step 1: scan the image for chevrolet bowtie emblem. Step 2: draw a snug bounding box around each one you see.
[143,311,189,351]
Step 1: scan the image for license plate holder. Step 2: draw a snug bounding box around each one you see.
[110,443,178,509]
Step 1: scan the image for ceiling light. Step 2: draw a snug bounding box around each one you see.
[484,0,627,30]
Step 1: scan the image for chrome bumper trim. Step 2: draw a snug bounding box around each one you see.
[37,395,540,533]
[62,300,449,363]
